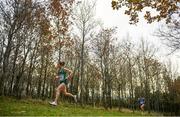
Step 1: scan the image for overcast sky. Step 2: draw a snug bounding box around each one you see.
[94,0,180,73]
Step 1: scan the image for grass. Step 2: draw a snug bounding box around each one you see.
[0,96,161,116]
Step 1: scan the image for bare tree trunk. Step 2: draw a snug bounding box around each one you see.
[85,80,89,104]
[103,78,108,109]
[37,59,44,98]
[42,55,48,99]
[144,58,151,114]
[9,39,21,95]
[0,32,14,95]
[13,44,30,98]
[0,36,5,65]
[80,23,85,106]
[128,59,134,113]
[70,58,78,93]
[92,86,95,107]
[118,84,121,111]
[107,78,112,109]
[26,41,38,96]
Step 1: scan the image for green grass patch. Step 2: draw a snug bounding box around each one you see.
[0,96,161,116]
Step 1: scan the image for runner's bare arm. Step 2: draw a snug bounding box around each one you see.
[64,68,73,80]
[54,68,59,81]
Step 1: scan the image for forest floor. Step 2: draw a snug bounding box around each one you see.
[0,96,162,116]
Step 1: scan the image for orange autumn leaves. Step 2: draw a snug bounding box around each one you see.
[34,0,74,51]
[111,0,179,24]
[50,0,74,49]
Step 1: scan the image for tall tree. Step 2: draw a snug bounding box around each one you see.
[138,39,158,113]
[72,0,97,105]
[121,40,136,112]
[92,28,117,109]
[49,0,74,62]
[0,0,39,96]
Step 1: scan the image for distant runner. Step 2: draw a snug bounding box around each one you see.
[49,61,77,106]
[138,97,145,111]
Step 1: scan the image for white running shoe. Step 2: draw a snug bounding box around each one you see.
[49,101,57,106]
[74,95,77,103]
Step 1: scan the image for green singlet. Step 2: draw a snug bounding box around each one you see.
[58,68,68,85]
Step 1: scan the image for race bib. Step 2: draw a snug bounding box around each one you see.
[59,74,65,81]
[140,101,144,104]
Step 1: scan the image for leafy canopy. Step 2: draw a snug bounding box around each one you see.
[111,0,179,24]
